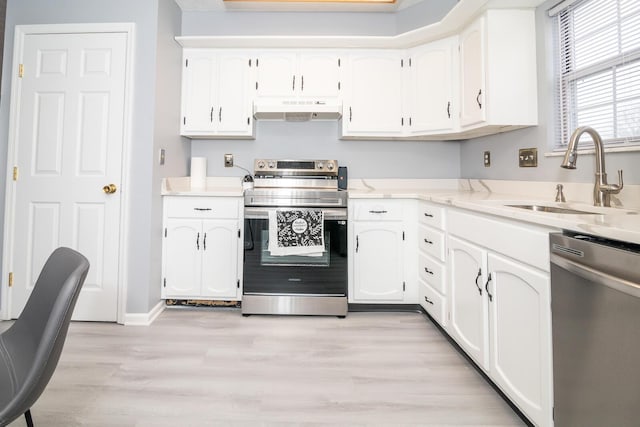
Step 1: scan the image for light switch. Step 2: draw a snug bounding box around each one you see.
[159,148,165,165]
[519,148,538,167]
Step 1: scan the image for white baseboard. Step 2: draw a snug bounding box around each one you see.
[123,301,165,326]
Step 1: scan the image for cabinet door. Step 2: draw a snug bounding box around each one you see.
[459,16,486,127]
[448,235,489,369]
[353,221,404,302]
[409,38,457,134]
[163,219,201,297]
[255,52,297,99]
[181,51,215,133]
[298,52,341,99]
[343,52,404,136]
[217,53,253,136]
[487,253,552,427]
[201,220,240,299]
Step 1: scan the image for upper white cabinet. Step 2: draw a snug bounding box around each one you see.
[459,9,538,136]
[341,51,405,138]
[180,49,254,138]
[255,51,341,100]
[406,37,459,136]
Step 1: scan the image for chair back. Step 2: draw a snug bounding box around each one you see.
[0,247,89,426]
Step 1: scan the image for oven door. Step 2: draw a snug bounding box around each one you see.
[243,207,348,296]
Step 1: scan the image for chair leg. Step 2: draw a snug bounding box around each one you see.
[24,409,34,427]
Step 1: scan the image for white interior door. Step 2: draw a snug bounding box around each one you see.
[7,31,128,321]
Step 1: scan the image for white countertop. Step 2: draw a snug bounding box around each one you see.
[162,177,640,244]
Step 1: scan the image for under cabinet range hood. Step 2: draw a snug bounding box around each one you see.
[253,100,342,121]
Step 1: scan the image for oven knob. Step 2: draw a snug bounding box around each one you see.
[327,162,335,171]
[257,161,265,169]
[317,162,324,169]
[268,161,275,168]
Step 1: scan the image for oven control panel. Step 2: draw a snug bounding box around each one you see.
[254,159,338,176]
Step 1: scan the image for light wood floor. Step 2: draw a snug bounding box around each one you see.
[4,309,525,426]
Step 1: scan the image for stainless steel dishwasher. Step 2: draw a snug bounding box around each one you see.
[550,231,640,427]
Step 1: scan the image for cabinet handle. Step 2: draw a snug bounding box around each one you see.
[219,107,222,122]
[292,75,295,91]
[476,89,482,109]
[485,273,493,302]
[301,75,304,91]
[355,235,359,253]
[447,101,451,118]
[194,208,212,211]
[423,238,433,245]
[369,210,387,214]
[474,268,483,295]
[423,212,434,218]
[424,296,434,305]
[196,232,200,250]
[210,107,214,123]
[349,107,352,122]
[203,233,207,250]
[401,117,404,126]
[424,267,434,275]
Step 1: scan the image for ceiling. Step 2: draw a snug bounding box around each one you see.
[173,0,429,13]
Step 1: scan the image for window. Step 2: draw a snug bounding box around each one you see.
[553,0,640,149]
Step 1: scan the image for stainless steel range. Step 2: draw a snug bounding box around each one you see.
[242,159,348,316]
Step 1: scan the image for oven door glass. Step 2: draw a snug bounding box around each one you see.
[243,218,347,295]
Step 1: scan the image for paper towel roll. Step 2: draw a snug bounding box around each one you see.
[190,157,207,190]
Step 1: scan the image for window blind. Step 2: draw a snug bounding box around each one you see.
[554,0,640,149]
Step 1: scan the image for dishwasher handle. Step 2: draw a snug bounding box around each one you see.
[551,252,640,299]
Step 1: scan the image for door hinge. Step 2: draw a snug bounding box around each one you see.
[8,272,14,287]
[401,59,404,67]
[249,58,252,67]
[18,64,24,78]
[185,59,188,67]
[402,231,405,240]
[255,81,258,90]
[237,279,240,289]
[256,58,259,67]
[338,81,341,91]
[163,278,166,288]
[183,117,186,125]
[238,228,241,238]
[164,227,167,238]
[12,166,18,181]
[409,58,412,67]
[403,281,406,291]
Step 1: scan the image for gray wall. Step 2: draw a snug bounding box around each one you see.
[192,121,460,178]
[0,0,165,315]
[459,0,640,185]
[147,0,188,311]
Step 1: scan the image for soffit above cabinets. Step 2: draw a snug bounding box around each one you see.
[174,0,423,13]
[174,0,547,49]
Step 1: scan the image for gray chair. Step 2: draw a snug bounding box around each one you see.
[0,247,89,427]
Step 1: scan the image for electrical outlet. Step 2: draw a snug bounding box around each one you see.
[483,151,491,167]
[224,154,233,167]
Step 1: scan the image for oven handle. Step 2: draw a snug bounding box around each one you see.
[244,206,348,221]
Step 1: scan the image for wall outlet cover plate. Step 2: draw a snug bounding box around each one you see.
[519,148,538,167]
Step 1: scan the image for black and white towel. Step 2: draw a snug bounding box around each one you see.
[268,209,325,256]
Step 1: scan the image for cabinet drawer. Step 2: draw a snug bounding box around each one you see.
[418,253,445,294]
[418,201,445,229]
[418,224,445,261]
[419,280,446,327]
[165,197,240,219]
[352,201,404,221]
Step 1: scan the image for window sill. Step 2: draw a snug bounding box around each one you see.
[545,145,640,157]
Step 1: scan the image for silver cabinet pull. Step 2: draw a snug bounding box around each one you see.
[369,210,387,214]
[423,238,433,245]
[196,232,200,250]
[424,296,434,305]
[476,89,482,109]
[423,212,434,218]
[485,273,493,302]
[194,208,212,211]
[424,267,434,275]
[474,268,483,295]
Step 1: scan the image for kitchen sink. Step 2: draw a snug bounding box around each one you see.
[506,204,602,215]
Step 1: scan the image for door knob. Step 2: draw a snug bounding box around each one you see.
[103,184,117,194]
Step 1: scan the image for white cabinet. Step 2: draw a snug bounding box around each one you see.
[255,51,341,100]
[180,50,254,138]
[417,201,448,326]
[447,208,554,427]
[162,197,243,300]
[342,51,405,138]
[349,200,408,303]
[459,9,538,135]
[407,37,459,136]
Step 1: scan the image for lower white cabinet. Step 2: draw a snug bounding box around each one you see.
[447,208,553,427]
[349,199,410,303]
[162,196,243,300]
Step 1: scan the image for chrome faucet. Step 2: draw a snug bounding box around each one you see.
[561,126,623,207]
